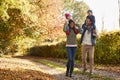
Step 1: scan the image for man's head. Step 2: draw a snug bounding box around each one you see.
[85,16,92,26]
[87,10,93,16]
[65,13,71,20]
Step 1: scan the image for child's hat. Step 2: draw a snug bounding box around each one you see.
[65,13,71,18]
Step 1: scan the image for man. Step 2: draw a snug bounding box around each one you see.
[80,16,98,74]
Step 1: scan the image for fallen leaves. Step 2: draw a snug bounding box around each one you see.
[0,69,55,80]
[0,57,55,80]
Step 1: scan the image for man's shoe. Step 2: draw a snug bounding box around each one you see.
[83,68,87,73]
[69,73,72,78]
[90,70,94,75]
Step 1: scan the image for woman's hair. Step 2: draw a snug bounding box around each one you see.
[68,19,75,27]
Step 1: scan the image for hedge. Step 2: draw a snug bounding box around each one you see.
[29,31,120,64]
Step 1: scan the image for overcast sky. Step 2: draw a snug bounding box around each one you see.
[77,0,119,32]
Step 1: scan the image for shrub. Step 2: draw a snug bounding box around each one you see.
[14,36,36,56]
[29,31,120,64]
[30,41,66,58]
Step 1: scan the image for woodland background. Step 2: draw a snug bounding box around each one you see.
[0,0,120,64]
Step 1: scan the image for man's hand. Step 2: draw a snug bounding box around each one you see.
[93,29,96,34]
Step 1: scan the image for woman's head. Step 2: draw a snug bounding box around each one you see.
[68,20,75,28]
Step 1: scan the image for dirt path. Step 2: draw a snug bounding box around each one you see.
[0,57,89,80]
[43,59,120,80]
[0,57,120,80]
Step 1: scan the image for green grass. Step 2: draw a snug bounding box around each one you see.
[32,59,65,71]
[32,58,115,80]
[55,58,81,63]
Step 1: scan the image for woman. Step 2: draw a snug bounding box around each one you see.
[63,20,80,77]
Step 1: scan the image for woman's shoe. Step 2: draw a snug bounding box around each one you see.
[66,71,69,77]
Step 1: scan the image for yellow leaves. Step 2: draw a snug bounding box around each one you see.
[0,0,64,55]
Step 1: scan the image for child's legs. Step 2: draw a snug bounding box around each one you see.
[82,45,88,69]
[88,46,94,73]
[92,23,96,29]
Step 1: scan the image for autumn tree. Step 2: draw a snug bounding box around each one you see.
[0,0,64,55]
[63,0,89,25]
[0,0,89,55]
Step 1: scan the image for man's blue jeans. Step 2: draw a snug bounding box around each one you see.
[66,47,77,73]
